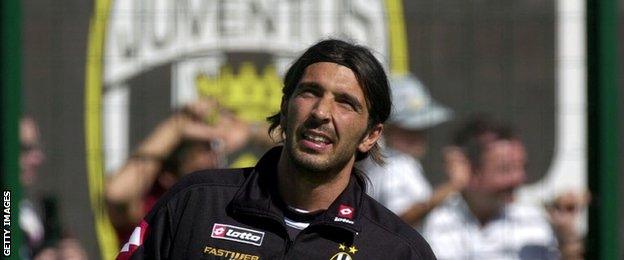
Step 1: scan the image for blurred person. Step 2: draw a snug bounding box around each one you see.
[105,98,268,243]
[546,190,590,260]
[19,116,46,257]
[359,74,469,226]
[116,39,435,259]
[422,117,583,259]
[20,117,88,259]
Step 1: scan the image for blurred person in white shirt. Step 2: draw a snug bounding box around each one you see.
[421,117,578,259]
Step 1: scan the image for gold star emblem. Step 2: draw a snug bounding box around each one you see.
[348,246,358,254]
[338,243,347,251]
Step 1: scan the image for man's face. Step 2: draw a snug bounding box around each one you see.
[282,62,380,174]
[470,140,527,207]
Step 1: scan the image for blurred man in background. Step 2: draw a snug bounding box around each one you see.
[422,117,583,259]
[360,74,469,226]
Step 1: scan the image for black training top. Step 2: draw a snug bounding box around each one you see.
[117,146,436,259]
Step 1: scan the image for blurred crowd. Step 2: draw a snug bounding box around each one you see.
[357,74,588,259]
[20,73,589,259]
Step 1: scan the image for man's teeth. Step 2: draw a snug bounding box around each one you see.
[304,134,330,144]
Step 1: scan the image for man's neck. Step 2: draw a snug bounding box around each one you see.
[276,151,354,212]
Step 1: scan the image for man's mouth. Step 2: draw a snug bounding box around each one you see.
[302,132,332,144]
[299,130,334,151]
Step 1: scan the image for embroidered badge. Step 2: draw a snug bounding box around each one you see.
[338,204,354,219]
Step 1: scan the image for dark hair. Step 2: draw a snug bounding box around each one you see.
[162,140,212,176]
[452,116,517,168]
[267,39,392,165]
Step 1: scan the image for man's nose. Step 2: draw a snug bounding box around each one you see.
[310,97,332,122]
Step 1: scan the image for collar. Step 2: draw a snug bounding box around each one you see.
[229,146,364,235]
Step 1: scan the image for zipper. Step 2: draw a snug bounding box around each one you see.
[231,207,293,259]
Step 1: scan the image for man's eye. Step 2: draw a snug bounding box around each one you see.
[297,86,322,97]
[298,90,316,98]
[338,100,356,111]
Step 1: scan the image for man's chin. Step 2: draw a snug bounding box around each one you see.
[291,151,331,173]
[285,142,353,178]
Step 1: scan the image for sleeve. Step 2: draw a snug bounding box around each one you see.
[116,202,173,260]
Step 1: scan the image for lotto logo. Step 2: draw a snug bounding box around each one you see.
[212,225,226,237]
[211,223,265,246]
[338,205,354,219]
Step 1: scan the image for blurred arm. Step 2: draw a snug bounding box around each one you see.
[105,112,190,227]
[400,147,471,225]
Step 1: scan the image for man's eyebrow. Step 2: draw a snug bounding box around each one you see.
[296,82,321,89]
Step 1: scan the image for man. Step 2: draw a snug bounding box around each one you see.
[117,39,435,259]
[360,74,468,226]
[422,117,559,259]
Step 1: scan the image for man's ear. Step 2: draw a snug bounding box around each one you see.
[358,123,383,153]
